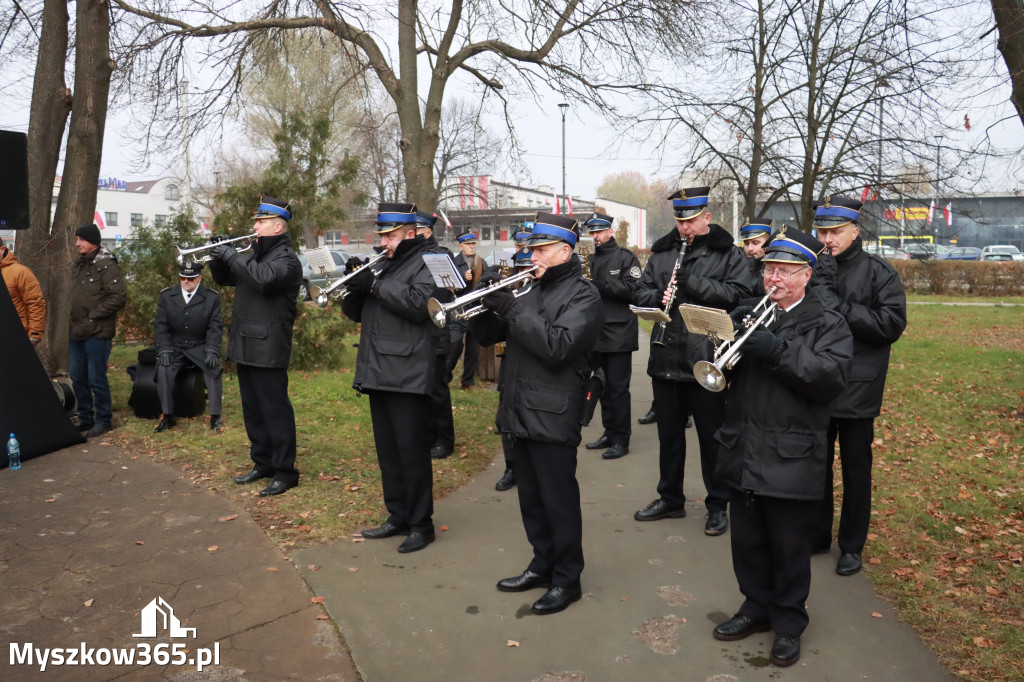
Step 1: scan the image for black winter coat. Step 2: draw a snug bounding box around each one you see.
[714,294,853,500]
[342,236,436,395]
[70,247,127,340]
[830,238,907,418]
[154,284,223,368]
[208,234,302,368]
[589,238,641,353]
[634,225,752,382]
[469,257,604,447]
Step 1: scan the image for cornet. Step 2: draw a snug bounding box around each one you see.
[175,234,254,265]
[427,266,538,328]
[693,287,778,393]
[311,252,387,307]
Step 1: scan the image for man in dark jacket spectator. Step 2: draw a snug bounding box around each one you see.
[632,187,751,535]
[470,212,604,615]
[711,229,852,668]
[69,223,127,438]
[342,203,438,554]
[153,260,224,432]
[807,197,907,576]
[209,196,303,497]
[582,212,641,460]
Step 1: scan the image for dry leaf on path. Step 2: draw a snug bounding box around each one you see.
[218,514,238,522]
[207,545,219,552]
[507,640,520,647]
[83,599,94,607]
[311,597,325,604]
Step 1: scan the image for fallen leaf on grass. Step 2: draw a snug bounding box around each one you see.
[973,636,994,648]
[311,597,325,604]
[507,640,520,647]
[218,514,238,522]
[207,545,219,553]
[83,599,94,607]
[869,557,881,565]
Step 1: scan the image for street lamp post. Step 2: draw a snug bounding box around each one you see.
[558,102,569,211]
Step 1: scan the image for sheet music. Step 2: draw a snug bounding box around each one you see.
[629,305,671,323]
[422,253,467,290]
[679,303,736,342]
[489,249,516,268]
[304,246,336,274]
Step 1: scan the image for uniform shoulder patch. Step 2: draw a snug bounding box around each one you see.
[629,266,642,279]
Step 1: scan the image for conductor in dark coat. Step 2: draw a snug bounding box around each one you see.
[208,195,303,497]
[711,229,852,667]
[470,213,604,616]
[153,260,224,432]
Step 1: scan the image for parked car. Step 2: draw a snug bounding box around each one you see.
[297,250,351,300]
[980,245,1024,262]
[903,243,951,260]
[862,243,912,260]
[981,252,1015,262]
[936,246,982,261]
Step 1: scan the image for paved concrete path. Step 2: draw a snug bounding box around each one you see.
[297,333,953,682]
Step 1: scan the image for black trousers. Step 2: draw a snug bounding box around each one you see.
[810,417,875,554]
[447,325,479,387]
[509,438,583,588]
[428,355,455,448]
[236,364,298,485]
[368,390,434,533]
[156,356,223,416]
[595,351,632,446]
[730,489,813,637]
[652,378,730,512]
[501,432,515,470]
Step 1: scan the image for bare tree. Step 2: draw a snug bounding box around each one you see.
[434,98,503,208]
[992,0,1024,127]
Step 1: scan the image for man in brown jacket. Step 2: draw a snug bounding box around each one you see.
[69,223,127,438]
[0,237,46,344]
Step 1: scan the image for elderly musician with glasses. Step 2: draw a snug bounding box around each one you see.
[711,228,853,668]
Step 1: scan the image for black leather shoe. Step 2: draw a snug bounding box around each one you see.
[259,480,296,496]
[770,634,801,667]
[496,570,551,593]
[634,499,686,521]
[495,469,517,491]
[601,444,629,460]
[76,420,94,433]
[361,521,410,539]
[637,409,656,425]
[233,468,272,485]
[531,584,582,615]
[210,415,224,431]
[836,552,863,576]
[155,415,176,433]
[430,443,453,459]
[85,422,112,438]
[704,510,729,536]
[397,530,435,553]
[712,614,771,641]
[585,435,611,450]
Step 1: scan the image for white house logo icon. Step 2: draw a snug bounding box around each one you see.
[133,597,196,639]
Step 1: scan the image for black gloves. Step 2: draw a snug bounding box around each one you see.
[674,266,691,292]
[204,350,220,370]
[209,234,229,244]
[344,256,365,274]
[209,243,237,263]
[476,271,501,290]
[157,350,173,367]
[483,287,517,316]
[345,266,375,296]
[729,305,755,331]
[745,330,781,359]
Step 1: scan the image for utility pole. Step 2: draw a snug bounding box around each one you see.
[558,103,569,210]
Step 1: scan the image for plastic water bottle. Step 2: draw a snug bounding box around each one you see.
[7,433,21,470]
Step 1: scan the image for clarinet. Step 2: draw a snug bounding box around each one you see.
[650,236,690,347]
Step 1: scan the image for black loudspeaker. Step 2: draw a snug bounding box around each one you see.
[0,130,30,230]
[128,347,207,419]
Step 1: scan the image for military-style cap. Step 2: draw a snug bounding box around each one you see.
[668,186,710,221]
[740,218,773,242]
[513,225,533,247]
[415,211,438,229]
[526,212,580,249]
[812,196,862,229]
[514,246,532,266]
[254,195,291,221]
[374,202,418,233]
[179,261,203,278]
[456,231,477,244]
[585,212,614,232]
[762,227,825,267]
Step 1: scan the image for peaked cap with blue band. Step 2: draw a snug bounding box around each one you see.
[812,195,862,229]
[514,246,532,266]
[762,226,825,267]
[456,232,477,244]
[668,186,710,221]
[254,195,292,221]
[514,225,533,246]
[414,211,438,229]
[374,202,418,233]
[585,212,614,232]
[526,212,579,248]
[740,218,773,241]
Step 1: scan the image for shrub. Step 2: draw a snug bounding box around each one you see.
[290,303,358,370]
[889,260,1024,296]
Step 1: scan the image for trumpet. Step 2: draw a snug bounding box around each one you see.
[311,252,387,307]
[427,266,538,328]
[175,234,254,265]
[693,287,778,393]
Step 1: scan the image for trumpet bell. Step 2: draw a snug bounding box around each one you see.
[694,360,726,393]
[427,298,448,328]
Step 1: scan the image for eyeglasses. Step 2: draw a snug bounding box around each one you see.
[761,265,809,279]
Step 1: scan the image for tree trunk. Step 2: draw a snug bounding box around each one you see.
[48,0,114,371]
[20,0,73,373]
[992,0,1024,127]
